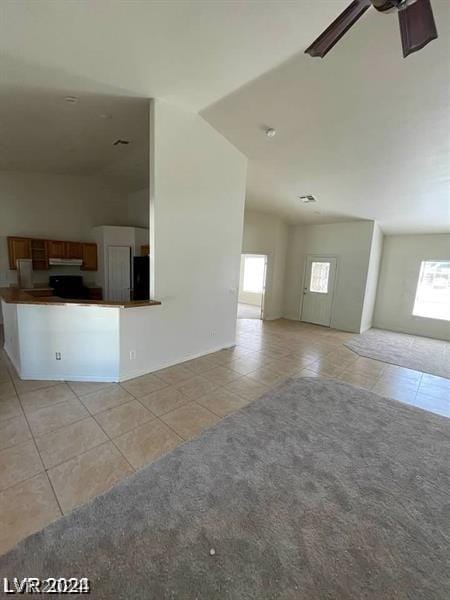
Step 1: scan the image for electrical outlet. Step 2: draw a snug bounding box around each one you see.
[210,331,216,337]
[129,350,136,360]
[55,352,62,361]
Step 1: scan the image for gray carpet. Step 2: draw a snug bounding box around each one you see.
[345,328,450,379]
[1,378,449,599]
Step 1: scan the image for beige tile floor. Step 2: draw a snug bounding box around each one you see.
[1,318,449,555]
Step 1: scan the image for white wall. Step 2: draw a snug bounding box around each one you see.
[374,234,450,341]
[0,170,146,286]
[120,100,247,379]
[241,211,288,320]
[284,221,375,332]
[127,187,150,228]
[0,170,148,322]
[360,222,384,332]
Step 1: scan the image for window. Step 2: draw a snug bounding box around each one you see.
[243,256,265,293]
[413,261,450,321]
[310,262,330,294]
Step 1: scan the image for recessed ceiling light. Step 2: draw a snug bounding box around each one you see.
[99,113,112,119]
[64,96,78,104]
[299,195,317,204]
[265,127,277,138]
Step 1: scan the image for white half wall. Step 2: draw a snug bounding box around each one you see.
[374,234,450,340]
[120,100,247,380]
[284,221,375,332]
[241,211,288,320]
[3,303,120,381]
[360,222,384,332]
[1,300,21,373]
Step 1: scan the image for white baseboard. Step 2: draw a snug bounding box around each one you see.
[16,372,118,383]
[119,342,235,382]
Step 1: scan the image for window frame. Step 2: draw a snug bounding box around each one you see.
[412,259,450,323]
[309,261,331,294]
[242,254,266,295]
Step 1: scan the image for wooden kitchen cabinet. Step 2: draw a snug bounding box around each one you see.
[7,237,32,269]
[30,239,49,270]
[47,240,66,259]
[65,241,83,259]
[81,243,98,271]
[8,236,98,271]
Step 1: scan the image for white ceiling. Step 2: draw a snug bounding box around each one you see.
[0,90,149,188]
[0,0,449,232]
[0,0,348,111]
[203,1,450,234]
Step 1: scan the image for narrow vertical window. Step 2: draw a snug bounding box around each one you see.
[309,262,330,294]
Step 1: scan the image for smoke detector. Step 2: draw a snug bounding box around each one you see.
[265,128,277,138]
[299,195,317,204]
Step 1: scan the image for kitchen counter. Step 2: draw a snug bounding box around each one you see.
[1,287,162,383]
[0,287,161,308]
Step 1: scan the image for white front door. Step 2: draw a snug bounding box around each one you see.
[301,256,337,327]
[107,246,131,301]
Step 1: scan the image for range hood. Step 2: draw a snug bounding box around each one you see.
[48,258,83,267]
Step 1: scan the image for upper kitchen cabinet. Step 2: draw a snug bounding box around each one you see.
[47,240,66,259]
[65,241,83,259]
[30,239,49,270]
[7,237,32,269]
[7,236,98,271]
[81,243,98,271]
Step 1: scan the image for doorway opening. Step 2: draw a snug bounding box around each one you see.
[301,255,337,327]
[238,254,267,320]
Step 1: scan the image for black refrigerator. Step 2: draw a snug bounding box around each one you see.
[133,256,150,300]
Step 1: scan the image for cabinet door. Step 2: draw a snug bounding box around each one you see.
[7,237,32,270]
[81,243,98,271]
[65,242,83,259]
[47,240,66,259]
[30,239,49,270]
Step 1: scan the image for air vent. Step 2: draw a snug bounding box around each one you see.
[299,195,317,204]
[113,139,130,146]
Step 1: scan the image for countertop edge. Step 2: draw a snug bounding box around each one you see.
[0,288,161,309]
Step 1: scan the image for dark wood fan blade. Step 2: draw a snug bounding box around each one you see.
[399,0,438,58]
[305,0,372,58]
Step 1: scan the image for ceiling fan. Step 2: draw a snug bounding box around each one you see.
[305,0,438,59]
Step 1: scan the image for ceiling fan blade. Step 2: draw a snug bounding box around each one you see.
[399,0,438,57]
[305,0,372,58]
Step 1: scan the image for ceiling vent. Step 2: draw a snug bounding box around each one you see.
[299,195,317,204]
[113,139,130,146]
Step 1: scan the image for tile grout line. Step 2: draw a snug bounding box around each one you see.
[8,375,65,517]
[71,387,139,475]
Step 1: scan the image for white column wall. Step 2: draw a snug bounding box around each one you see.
[120,100,247,380]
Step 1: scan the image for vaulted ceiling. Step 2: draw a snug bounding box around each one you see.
[0,0,449,232]
[202,1,450,233]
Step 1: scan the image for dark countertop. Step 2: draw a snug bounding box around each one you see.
[0,287,161,309]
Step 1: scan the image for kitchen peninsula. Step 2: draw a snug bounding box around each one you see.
[1,287,161,383]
